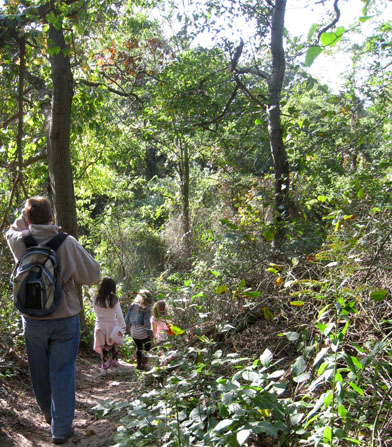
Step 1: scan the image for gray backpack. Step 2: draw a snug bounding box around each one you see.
[11,230,68,316]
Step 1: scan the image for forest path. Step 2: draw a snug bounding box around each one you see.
[0,348,138,447]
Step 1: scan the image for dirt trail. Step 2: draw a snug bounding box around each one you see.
[0,349,138,447]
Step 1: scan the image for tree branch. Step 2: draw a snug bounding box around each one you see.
[317,0,341,41]
[76,79,143,103]
[234,74,267,106]
[193,84,240,128]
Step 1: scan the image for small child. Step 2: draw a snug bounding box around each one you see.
[151,300,171,343]
[125,289,153,370]
[93,277,126,376]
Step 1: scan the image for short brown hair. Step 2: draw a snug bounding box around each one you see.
[25,196,52,224]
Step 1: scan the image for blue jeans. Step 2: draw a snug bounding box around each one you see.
[23,315,80,439]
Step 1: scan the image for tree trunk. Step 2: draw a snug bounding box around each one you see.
[268,0,290,224]
[45,21,86,330]
[46,23,78,239]
[178,137,191,265]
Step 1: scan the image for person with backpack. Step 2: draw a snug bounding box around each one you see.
[5,196,101,445]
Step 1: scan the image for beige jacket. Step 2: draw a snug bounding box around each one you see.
[6,211,101,319]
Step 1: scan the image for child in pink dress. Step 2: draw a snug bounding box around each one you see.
[151,300,171,343]
[93,277,126,376]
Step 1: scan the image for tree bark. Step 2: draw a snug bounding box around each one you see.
[178,137,191,265]
[45,21,86,330]
[268,0,289,223]
[46,22,78,239]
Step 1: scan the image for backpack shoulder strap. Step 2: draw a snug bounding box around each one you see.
[45,232,69,251]
[22,230,38,248]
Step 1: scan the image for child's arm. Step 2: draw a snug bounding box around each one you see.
[124,305,132,333]
[144,308,153,339]
[116,302,126,333]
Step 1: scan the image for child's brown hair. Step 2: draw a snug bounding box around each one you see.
[152,300,167,318]
[133,289,153,308]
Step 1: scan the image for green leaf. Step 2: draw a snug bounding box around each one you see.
[348,382,365,396]
[320,28,344,47]
[370,289,387,302]
[253,421,279,438]
[220,218,238,230]
[305,45,323,67]
[323,426,332,442]
[169,324,184,335]
[320,32,338,46]
[324,391,333,407]
[338,404,347,418]
[317,195,327,202]
[359,16,373,23]
[216,285,229,294]
[357,188,365,199]
[243,291,261,298]
[293,372,311,383]
[283,331,299,341]
[237,429,252,446]
[239,279,246,288]
[290,301,304,307]
[259,348,273,367]
[292,356,306,376]
[211,270,220,277]
[263,306,274,320]
[263,229,275,242]
[213,418,233,432]
[254,118,262,125]
[308,23,319,41]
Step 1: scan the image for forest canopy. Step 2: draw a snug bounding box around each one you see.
[1,0,392,446]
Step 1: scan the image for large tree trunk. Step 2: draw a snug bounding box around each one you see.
[268,0,289,225]
[45,21,86,330]
[46,22,78,239]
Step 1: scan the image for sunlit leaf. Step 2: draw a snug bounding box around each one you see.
[348,382,365,396]
[237,429,252,445]
[263,229,275,241]
[308,23,319,41]
[169,324,184,335]
[305,45,323,67]
[260,348,273,367]
[216,285,229,294]
[290,301,304,306]
[359,15,373,23]
[213,418,233,432]
[323,426,332,442]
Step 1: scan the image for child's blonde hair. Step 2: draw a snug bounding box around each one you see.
[133,289,153,308]
[152,300,168,318]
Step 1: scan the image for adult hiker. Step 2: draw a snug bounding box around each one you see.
[6,196,101,444]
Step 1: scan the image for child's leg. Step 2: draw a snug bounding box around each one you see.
[101,345,112,369]
[133,338,143,369]
[111,344,119,367]
[140,337,152,369]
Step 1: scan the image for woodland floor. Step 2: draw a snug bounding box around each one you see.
[0,345,139,447]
